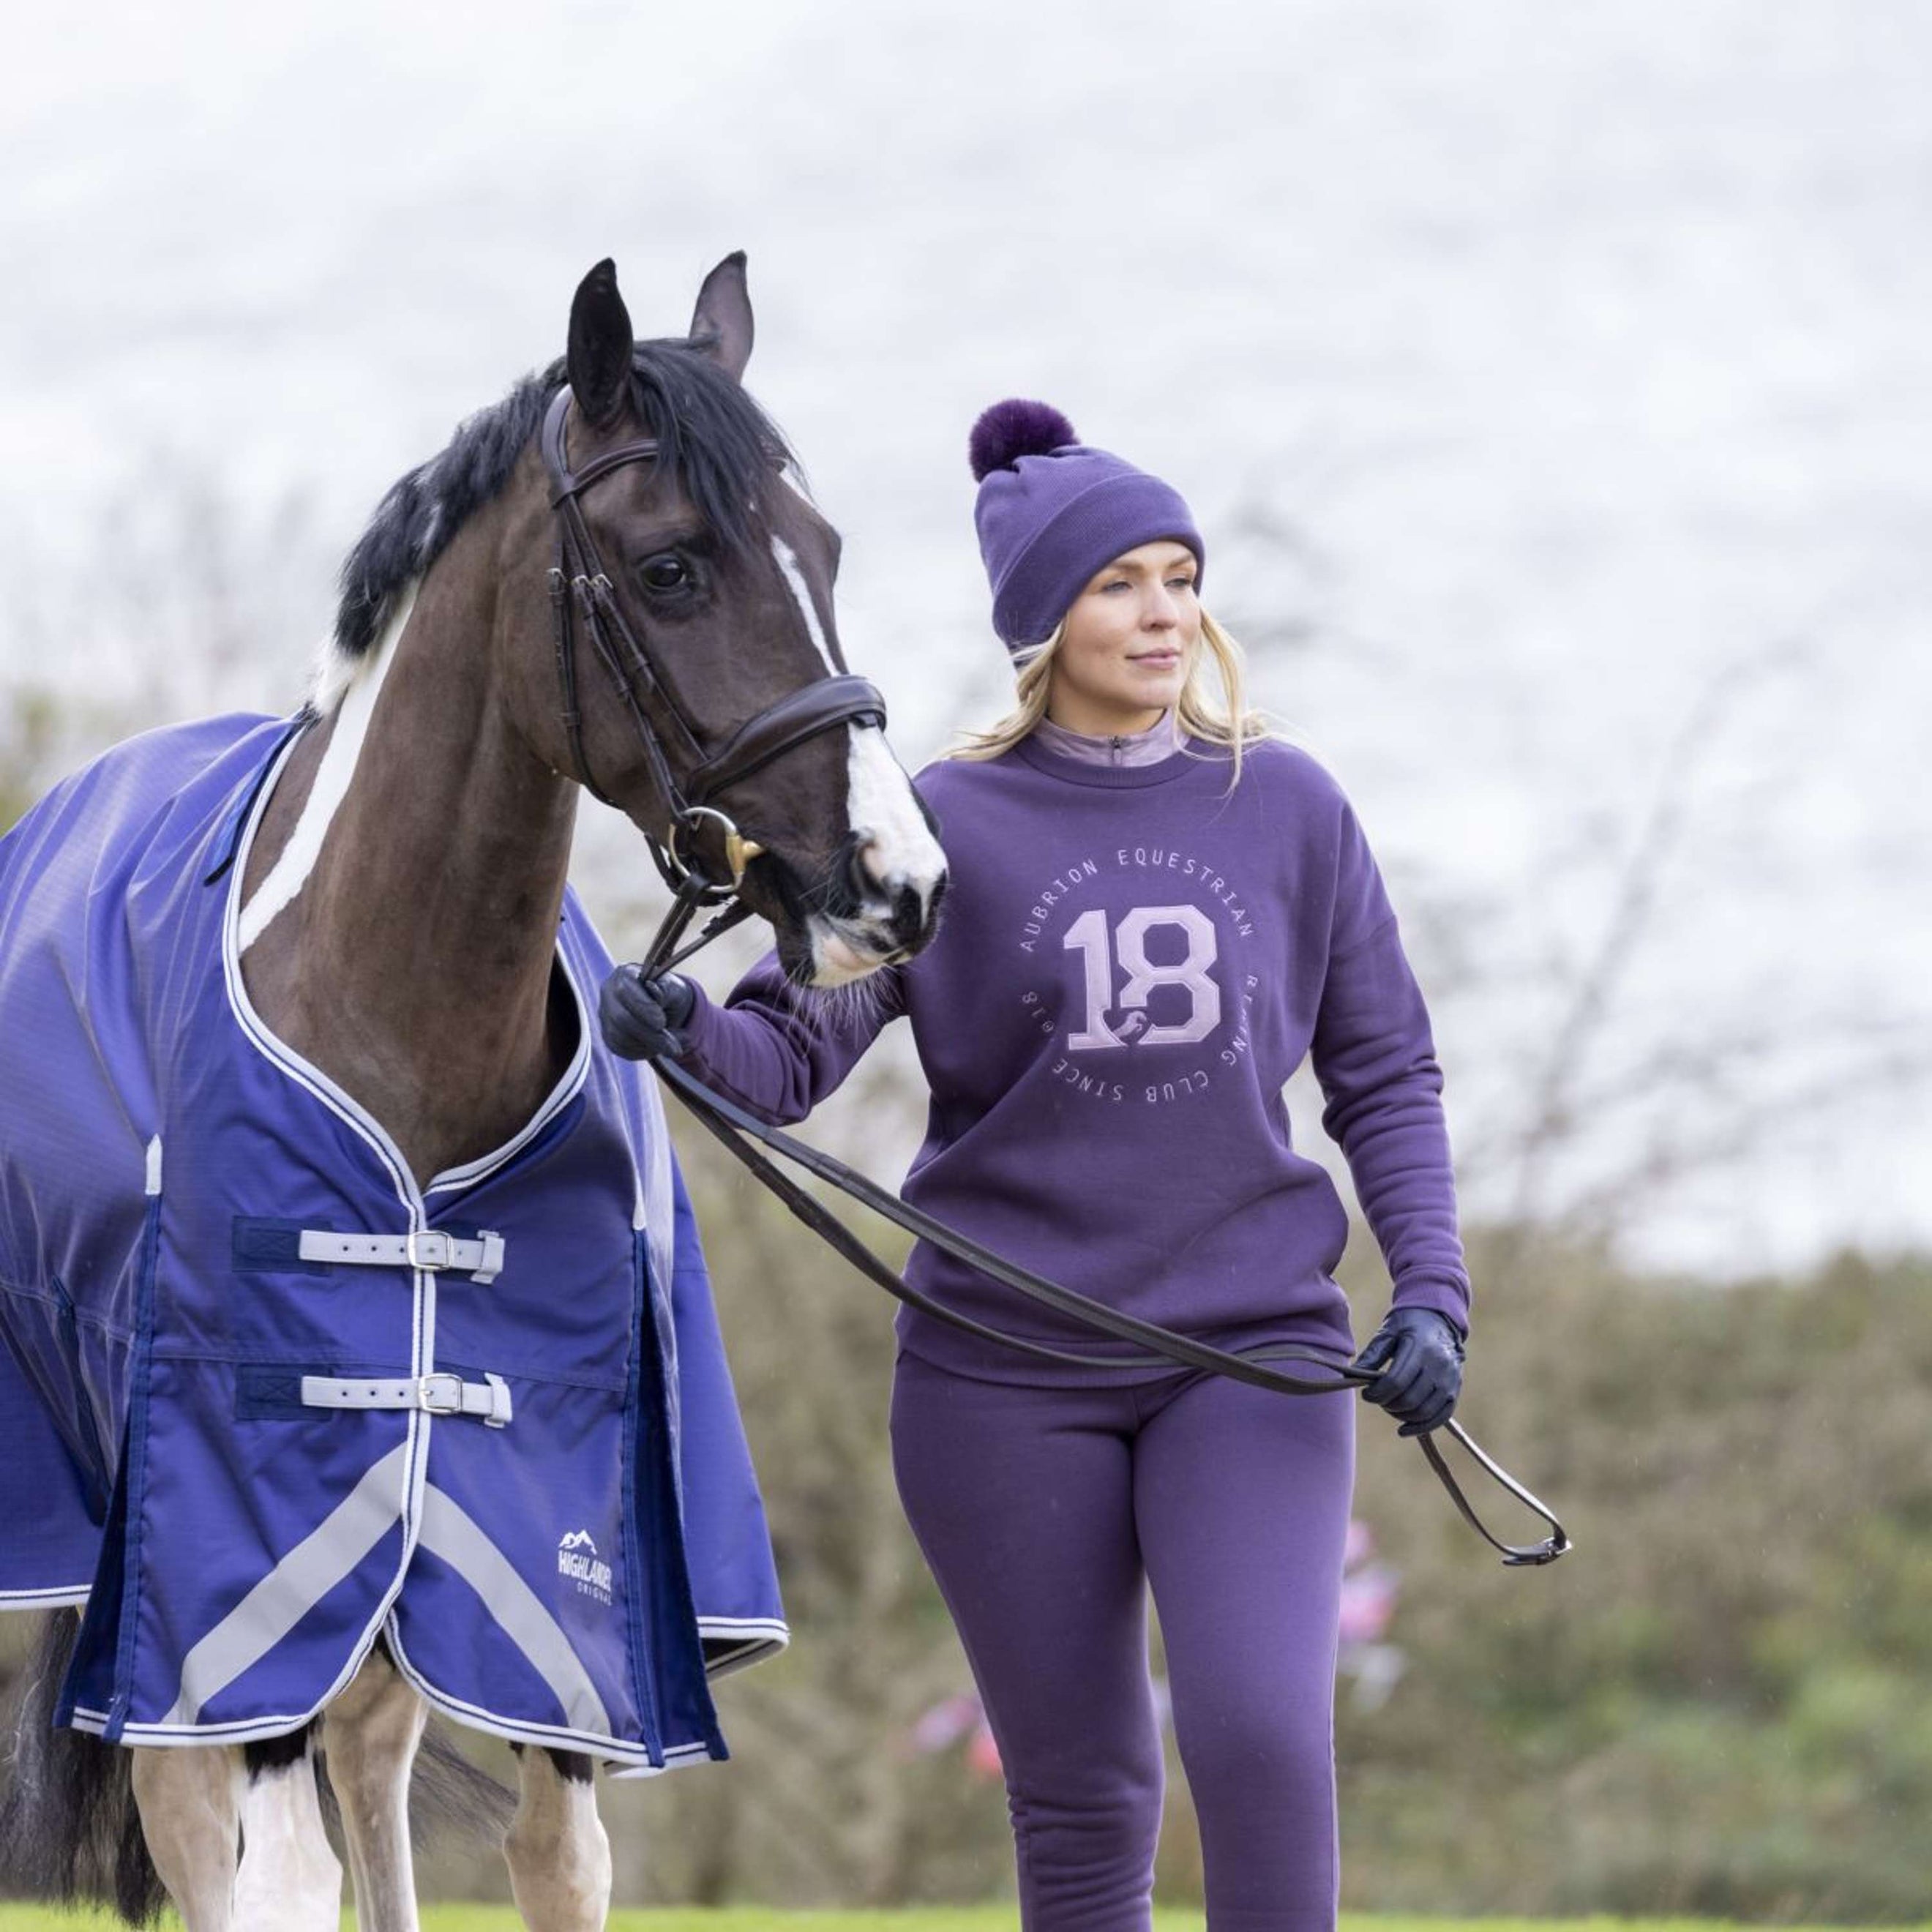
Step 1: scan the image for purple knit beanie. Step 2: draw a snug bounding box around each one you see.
[969,400,1205,653]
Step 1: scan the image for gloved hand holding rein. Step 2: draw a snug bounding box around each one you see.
[1349,1305,1465,1437]
[600,965,697,1061]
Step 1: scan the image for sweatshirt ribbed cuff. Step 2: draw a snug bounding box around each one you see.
[1388,1276,1472,1341]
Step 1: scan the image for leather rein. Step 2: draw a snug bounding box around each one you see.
[543,382,1569,1569]
[637,875,1570,1570]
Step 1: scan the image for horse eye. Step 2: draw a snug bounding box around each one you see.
[640,554,689,593]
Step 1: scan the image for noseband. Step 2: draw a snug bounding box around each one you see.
[540,386,886,902]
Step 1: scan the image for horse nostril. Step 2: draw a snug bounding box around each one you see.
[845,836,943,951]
[845,837,880,905]
[854,836,893,892]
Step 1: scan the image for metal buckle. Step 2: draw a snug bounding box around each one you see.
[667,806,765,891]
[416,1373,464,1415]
[405,1229,454,1271]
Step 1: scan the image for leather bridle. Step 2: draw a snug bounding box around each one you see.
[555,378,1568,1570]
[541,384,886,905]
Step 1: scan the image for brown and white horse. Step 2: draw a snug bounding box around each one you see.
[0,254,946,1931]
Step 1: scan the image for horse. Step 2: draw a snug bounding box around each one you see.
[0,254,948,1931]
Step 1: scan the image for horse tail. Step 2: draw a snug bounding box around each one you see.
[309,1716,517,1849]
[0,1609,168,1924]
[400,1718,517,1845]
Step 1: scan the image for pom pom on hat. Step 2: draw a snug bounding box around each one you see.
[968,399,1078,482]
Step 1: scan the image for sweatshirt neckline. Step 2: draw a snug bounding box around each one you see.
[1009,730,1223,789]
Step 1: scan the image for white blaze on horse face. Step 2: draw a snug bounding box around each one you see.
[771,528,946,980]
[812,731,946,985]
[771,533,836,675]
[847,725,945,903]
[239,585,416,954]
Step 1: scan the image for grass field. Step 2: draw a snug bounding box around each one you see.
[0,1914,1916,1932]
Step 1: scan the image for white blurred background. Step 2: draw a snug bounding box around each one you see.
[5,0,1927,1278]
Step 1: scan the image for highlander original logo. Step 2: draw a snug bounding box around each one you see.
[558,1529,613,1606]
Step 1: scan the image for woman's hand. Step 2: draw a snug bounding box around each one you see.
[599,966,697,1061]
[1349,1306,1464,1437]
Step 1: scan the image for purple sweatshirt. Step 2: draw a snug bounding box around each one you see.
[676,730,1470,1382]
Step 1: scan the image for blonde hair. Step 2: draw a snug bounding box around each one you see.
[948,609,1273,785]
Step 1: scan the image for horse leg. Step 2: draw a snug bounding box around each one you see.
[130,1745,240,1932]
[322,1644,427,1932]
[233,1723,340,1932]
[504,1747,610,1932]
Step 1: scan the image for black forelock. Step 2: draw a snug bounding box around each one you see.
[332,337,798,662]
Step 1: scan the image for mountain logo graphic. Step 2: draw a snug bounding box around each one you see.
[557,1529,612,1604]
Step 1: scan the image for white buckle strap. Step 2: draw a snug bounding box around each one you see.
[296,1228,506,1283]
[299,1371,514,1428]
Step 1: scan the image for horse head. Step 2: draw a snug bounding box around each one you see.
[499,256,948,985]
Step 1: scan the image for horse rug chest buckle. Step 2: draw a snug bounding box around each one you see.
[418,1371,465,1414]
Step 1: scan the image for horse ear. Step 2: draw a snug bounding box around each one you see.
[689,251,754,382]
[567,259,635,428]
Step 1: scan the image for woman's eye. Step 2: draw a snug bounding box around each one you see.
[1101,580,1131,594]
[1167,577,1197,592]
[640,555,689,592]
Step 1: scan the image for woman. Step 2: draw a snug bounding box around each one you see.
[602,400,1469,1931]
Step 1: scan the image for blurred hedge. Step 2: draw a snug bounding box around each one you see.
[1330,1232,1932,1922]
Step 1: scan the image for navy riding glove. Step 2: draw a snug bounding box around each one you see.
[1350,1306,1465,1437]
[599,965,697,1061]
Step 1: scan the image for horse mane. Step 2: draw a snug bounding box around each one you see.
[320,338,798,705]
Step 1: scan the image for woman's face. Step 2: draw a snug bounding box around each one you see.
[1047,539,1201,736]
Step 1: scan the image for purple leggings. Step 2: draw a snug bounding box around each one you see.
[890,1352,1355,1932]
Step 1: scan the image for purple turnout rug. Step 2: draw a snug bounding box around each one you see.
[0,711,786,1770]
